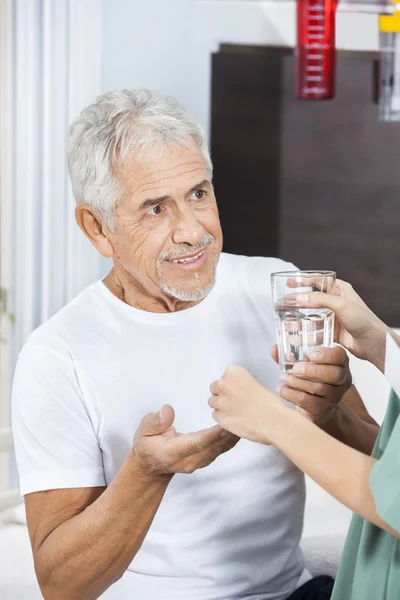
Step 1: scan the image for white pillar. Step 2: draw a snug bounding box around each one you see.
[0,0,13,491]
[11,0,103,367]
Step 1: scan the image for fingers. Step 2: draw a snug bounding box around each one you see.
[171,424,229,456]
[208,393,222,410]
[209,380,220,395]
[210,412,239,444]
[194,427,239,454]
[286,276,332,293]
[309,345,349,367]
[294,291,341,311]
[214,431,240,453]
[291,361,348,386]
[288,276,351,293]
[281,278,353,312]
[270,345,279,364]
[140,404,175,435]
[279,372,340,401]
[181,429,239,473]
[211,409,220,424]
[209,365,251,396]
[277,386,334,416]
[160,404,176,424]
[289,346,351,386]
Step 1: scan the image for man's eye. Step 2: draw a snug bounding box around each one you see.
[191,189,206,201]
[148,205,163,216]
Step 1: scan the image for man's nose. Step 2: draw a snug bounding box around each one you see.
[171,205,206,247]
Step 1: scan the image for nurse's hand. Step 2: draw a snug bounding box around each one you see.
[132,405,239,479]
[209,365,286,444]
[293,279,391,372]
[270,345,352,425]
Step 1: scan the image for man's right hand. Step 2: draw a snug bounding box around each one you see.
[132,404,239,478]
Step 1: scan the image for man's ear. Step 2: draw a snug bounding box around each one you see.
[75,205,114,258]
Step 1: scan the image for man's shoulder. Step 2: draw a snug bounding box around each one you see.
[21,281,102,356]
[219,253,297,280]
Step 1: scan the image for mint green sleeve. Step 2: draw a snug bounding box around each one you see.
[370,393,400,533]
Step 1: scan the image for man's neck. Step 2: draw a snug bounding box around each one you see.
[102,268,201,314]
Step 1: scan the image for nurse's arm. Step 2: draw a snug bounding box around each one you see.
[272,408,400,538]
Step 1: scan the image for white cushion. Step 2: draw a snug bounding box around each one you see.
[0,524,42,599]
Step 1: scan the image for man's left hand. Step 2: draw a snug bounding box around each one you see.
[271,345,352,426]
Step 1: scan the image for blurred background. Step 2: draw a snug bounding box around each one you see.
[0,1,400,596]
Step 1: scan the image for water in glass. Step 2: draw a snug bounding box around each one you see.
[274,305,334,372]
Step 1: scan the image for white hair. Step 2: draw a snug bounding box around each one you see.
[67,89,213,229]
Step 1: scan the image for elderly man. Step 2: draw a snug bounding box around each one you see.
[12,90,372,600]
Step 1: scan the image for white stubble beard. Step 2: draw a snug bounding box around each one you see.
[156,242,218,302]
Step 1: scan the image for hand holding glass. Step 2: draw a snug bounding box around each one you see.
[271,271,336,372]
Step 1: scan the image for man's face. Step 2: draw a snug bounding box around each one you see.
[108,143,223,305]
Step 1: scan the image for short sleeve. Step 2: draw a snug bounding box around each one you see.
[369,394,400,533]
[12,343,106,496]
[385,332,400,398]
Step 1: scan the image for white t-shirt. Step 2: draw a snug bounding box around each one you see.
[12,253,310,600]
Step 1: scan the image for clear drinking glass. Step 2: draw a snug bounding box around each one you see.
[271,270,336,372]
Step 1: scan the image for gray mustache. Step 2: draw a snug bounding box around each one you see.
[160,235,214,261]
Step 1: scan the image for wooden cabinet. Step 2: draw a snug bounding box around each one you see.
[211,44,400,325]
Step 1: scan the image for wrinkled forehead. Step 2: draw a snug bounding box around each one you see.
[116,142,211,204]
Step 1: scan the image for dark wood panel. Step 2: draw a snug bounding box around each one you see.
[211,47,284,258]
[211,45,400,325]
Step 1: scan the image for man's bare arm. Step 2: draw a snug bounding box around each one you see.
[323,385,379,455]
[28,457,171,600]
[26,406,238,600]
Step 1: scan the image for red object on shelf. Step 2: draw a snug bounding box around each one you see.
[296,0,339,100]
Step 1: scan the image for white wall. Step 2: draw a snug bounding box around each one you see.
[198,1,380,52]
[101,0,215,131]
[101,0,382,134]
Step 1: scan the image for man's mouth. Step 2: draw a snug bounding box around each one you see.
[170,249,205,264]
[167,249,207,269]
